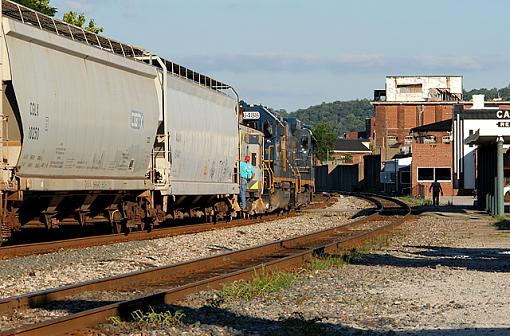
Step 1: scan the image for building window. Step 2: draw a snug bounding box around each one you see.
[386,135,398,146]
[397,84,422,94]
[404,135,414,144]
[435,167,451,181]
[417,167,452,182]
[417,168,434,181]
[424,135,436,144]
[442,135,451,144]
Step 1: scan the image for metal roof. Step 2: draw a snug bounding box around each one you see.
[333,139,371,152]
[410,119,452,133]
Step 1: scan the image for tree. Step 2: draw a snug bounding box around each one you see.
[12,1,104,34]
[293,99,373,137]
[313,122,336,162]
[11,0,57,16]
[63,11,104,34]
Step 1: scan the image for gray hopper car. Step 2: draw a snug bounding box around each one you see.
[0,0,314,243]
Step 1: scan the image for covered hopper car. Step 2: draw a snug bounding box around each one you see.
[0,0,314,243]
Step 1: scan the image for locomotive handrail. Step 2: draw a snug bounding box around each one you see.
[262,161,275,193]
[286,158,302,196]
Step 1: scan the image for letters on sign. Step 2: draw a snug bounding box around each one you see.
[496,110,510,119]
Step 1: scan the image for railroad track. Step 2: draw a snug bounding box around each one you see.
[0,193,412,336]
[0,196,335,260]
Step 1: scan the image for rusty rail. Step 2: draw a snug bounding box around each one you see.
[0,212,297,260]
[0,194,409,336]
[0,196,336,259]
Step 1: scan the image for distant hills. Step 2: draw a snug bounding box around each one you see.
[463,84,510,101]
[276,84,510,137]
[287,99,373,136]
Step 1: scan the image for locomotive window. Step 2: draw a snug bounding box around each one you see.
[251,153,257,166]
[263,121,273,139]
[301,137,309,151]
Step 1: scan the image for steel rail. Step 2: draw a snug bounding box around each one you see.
[0,198,336,260]
[0,213,293,260]
[0,194,409,336]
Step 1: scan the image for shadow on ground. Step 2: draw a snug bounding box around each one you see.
[97,302,510,336]
[495,218,510,230]
[354,245,510,273]
[411,204,474,215]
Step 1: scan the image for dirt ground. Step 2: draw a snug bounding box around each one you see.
[98,203,510,335]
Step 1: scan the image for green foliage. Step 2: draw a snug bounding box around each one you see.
[312,122,336,161]
[63,11,104,34]
[131,308,185,329]
[397,195,432,206]
[107,307,185,331]
[463,83,510,101]
[216,269,297,302]
[269,107,289,117]
[11,1,104,34]
[308,254,349,271]
[11,0,57,16]
[292,99,373,136]
[339,153,353,163]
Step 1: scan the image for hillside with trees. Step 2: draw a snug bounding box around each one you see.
[463,83,510,101]
[289,99,373,136]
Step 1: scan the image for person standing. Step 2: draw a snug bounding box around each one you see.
[239,155,255,210]
[429,179,443,207]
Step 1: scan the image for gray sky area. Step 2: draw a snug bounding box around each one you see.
[53,0,510,111]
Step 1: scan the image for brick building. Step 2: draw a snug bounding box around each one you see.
[372,76,462,161]
[409,119,454,197]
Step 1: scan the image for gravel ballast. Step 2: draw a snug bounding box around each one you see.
[97,204,510,336]
[0,196,369,299]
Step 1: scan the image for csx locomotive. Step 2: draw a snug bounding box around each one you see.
[0,0,314,243]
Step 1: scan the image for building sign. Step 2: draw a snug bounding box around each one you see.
[496,110,510,119]
[497,121,510,127]
[456,108,510,120]
[243,111,260,120]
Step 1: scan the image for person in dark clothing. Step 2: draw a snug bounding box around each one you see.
[429,179,443,206]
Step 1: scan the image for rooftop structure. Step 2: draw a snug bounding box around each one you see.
[375,76,463,103]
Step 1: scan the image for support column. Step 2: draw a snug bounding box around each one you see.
[496,137,505,216]
[489,146,495,215]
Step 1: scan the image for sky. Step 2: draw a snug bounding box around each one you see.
[52,0,510,112]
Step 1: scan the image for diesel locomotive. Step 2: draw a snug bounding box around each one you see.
[0,0,314,243]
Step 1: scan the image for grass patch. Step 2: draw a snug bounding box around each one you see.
[211,237,393,306]
[215,268,297,303]
[397,195,432,207]
[107,307,185,332]
[308,254,348,271]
